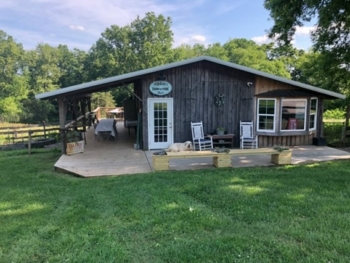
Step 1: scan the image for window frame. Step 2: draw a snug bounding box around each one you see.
[280,98,307,132]
[257,98,276,133]
[309,97,318,131]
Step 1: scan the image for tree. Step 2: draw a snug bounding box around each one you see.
[264,0,350,68]
[172,43,208,62]
[86,12,174,108]
[91,92,115,109]
[292,50,350,120]
[0,30,28,122]
[265,0,350,123]
[223,39,290,77]
[57,45,87,88]
[26,43,62,94]
[87,12,174,79]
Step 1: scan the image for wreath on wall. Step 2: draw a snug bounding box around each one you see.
[215,93,226,106]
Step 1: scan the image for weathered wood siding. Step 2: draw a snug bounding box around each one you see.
[141,61,255,149]
[255,76,295,94]
[138,62,326,149]
[258,134,314,147]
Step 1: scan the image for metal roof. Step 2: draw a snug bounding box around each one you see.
[35,55,346,100]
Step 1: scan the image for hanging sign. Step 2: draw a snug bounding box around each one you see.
[149,81,172,96]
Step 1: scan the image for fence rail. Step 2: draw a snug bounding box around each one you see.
[0,123,60,145]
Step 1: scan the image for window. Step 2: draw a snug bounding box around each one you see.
[257,99,276,132]
[309,98,317,130]
[281,99,306,131]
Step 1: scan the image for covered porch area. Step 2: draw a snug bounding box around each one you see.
[55,121,152,177]
[54,121,350,177]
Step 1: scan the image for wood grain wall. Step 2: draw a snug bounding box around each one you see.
[255,76,295,94]
[140,61,255,149]
[138,62,323,150]
[259,134,314,147]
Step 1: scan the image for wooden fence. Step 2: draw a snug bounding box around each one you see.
[0,122,60,144]
[0,107,119,154]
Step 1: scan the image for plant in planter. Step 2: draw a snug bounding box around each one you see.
[216,127,225,135]
[272,145,292,164]
[273,145,290,152]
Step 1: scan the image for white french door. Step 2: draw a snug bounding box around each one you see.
[148,98,173,150]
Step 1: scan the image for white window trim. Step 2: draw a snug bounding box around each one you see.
[280,98,307,132]
[257,98,276,133]
[309,97,318,131]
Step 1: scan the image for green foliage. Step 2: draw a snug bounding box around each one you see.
[111,86,133,106]
[0,30,28,122]
[323,109,346,120]
[323,121,345,145]
[173,39,291,78]
[2,150,350,262]
[20,94,56,123]
[173,44,205,61]
[26,44,63,94]
[264,0,350,68]
[1,9,348,124]
[57,45,88,87]
[0,97,22,122]
[216,39,291,78]
[86,12,173,80]
[91,91,116,109]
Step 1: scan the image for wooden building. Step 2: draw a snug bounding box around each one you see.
[35,56,345,151]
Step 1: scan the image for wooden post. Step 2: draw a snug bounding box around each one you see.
[60,128,67,154]
[58,96,66,154]
[28,130,32,155]
[43,121,47,138]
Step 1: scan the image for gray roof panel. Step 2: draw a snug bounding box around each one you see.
[35,56,346,100]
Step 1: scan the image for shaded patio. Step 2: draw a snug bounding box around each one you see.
[54,121,350,177]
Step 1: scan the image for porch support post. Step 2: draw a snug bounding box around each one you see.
[318,99,324,138]
[58,96,67,154]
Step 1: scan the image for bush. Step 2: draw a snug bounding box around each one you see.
[323,109,345,120]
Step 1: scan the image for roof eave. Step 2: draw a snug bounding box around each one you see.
[35,55,346,100]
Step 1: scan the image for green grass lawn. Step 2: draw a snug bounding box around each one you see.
[1,149,350,262]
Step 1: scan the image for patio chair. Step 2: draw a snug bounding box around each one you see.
[191,121,213,151]
[240,121,258,149]
[97,131,111,141]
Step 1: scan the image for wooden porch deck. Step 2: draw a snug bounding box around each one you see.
[54,120,350,177]
[54,121,152,177]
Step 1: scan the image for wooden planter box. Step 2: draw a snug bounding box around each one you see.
[271,150,292,165]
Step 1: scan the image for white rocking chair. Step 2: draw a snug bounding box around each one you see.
[240,121,258,149]
[191,121,213,151]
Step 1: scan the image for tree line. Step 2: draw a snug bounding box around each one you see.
[0,11,348,124]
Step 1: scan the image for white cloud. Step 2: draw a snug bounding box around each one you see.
[214,0,247,15]
[191,35,206,42]
[251,35,271,44]
[295,25,315,36]
[174,34,210,47]
[252,32,312,50]
[69,25,85,31]
[2,0,312,51]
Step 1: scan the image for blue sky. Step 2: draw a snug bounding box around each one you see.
[0,0,315,51]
